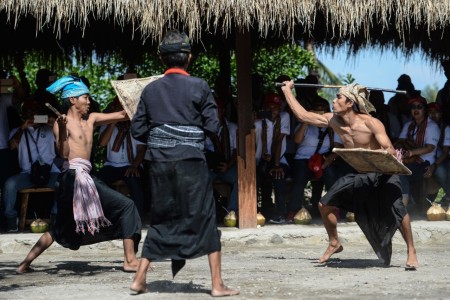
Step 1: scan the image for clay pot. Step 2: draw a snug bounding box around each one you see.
[427,203,446,221]
[294,208,312,225]
[257,212,266,226]
[224,211,237,227]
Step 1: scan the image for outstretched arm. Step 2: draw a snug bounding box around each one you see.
[91,110,129,127]
[281,81,331,127]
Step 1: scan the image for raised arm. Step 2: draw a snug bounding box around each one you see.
[281,80,331,127]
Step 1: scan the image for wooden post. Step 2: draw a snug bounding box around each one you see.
[235,29,257,228]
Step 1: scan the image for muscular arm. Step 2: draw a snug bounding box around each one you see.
[281,81,331,127]
[91,110,128,127]
[366,117,396,155]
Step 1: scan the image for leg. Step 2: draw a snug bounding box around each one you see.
[208,251,240,297]
[16,231,54,274]
[318,202,343,263]
[130,257,151,294]
[122,238,140,272]
[3,173,35,229]
[398,213,419,269]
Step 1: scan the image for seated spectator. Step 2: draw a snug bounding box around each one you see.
[287,102,337,221]
[204,98,238,218]
[396,95,440,212]
[97,97,147,221]
[254,92,290,224]
[424,103,450,205]
[2,100,60,232]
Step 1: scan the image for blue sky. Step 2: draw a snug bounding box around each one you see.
[316,47,446,102]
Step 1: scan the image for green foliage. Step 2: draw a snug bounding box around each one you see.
[190,52,220,88]
[339,74,356,85]
[190,43,317,95]
[253,44,317,93]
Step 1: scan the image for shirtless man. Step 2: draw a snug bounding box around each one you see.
[281,81,419,270]
[17,76,141,274]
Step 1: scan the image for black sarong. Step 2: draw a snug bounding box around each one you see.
[320,173,407,265]
[50,169,141,252]
[140,159,221,277]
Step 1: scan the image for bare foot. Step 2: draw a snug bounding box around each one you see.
[123,258,140,272]
[318,244,343,263]
[123,260,155,273]
[16,262,33,274]
[211,284,240,297]
[406,250,419,270]
[130,281,148,294]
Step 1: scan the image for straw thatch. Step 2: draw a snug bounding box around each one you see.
[1,0,450,63]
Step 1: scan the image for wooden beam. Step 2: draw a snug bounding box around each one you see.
[235,29,257,228]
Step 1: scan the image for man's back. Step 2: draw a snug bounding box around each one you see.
[133,72,219,162]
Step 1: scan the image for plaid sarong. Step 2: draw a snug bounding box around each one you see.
[69,158,112,235]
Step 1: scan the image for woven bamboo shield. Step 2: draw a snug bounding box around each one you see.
[110,75,163,119]
[333,148,412,175]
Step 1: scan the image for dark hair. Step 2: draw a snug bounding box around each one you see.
[159,30,191,68]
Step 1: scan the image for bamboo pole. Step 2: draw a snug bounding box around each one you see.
[275,83,407,94]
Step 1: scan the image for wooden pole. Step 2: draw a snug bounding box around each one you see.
[235,29,257,229]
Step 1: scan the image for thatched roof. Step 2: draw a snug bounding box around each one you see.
[1,0,450,65]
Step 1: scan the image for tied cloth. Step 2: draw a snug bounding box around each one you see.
[339,83,376,114]
[112,122,134,163]
[262,115,281,157]
[69,158,112,235]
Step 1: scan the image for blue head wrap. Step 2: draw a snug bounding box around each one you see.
[46,76,90,99]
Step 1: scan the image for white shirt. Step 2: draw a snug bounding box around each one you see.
[294,124,332,160]
[399,117,441,164]
[100,125,145,167]
[204,119,238,153]
[254,111,290,165]
[10,125,60,174]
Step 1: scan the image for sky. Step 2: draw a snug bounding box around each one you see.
[316,47,447,102]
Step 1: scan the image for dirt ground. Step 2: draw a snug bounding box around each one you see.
[1,222,450,299]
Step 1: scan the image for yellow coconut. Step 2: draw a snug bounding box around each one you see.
[224,211,237,227]
[294,208,312,225]
[256,212,266,226]
[427,202,446,221]
[30,218,49,233]
[346,212,355,222]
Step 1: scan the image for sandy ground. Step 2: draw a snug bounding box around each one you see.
[1,221,450,299]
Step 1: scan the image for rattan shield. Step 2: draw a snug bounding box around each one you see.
[333,148,412,175]
[111,75,163,119]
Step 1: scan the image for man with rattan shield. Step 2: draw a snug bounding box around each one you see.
[130,30,239,296]
[281,81,419,270]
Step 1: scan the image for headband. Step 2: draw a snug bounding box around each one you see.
[46,76,90,99]
[339,83,375,114]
